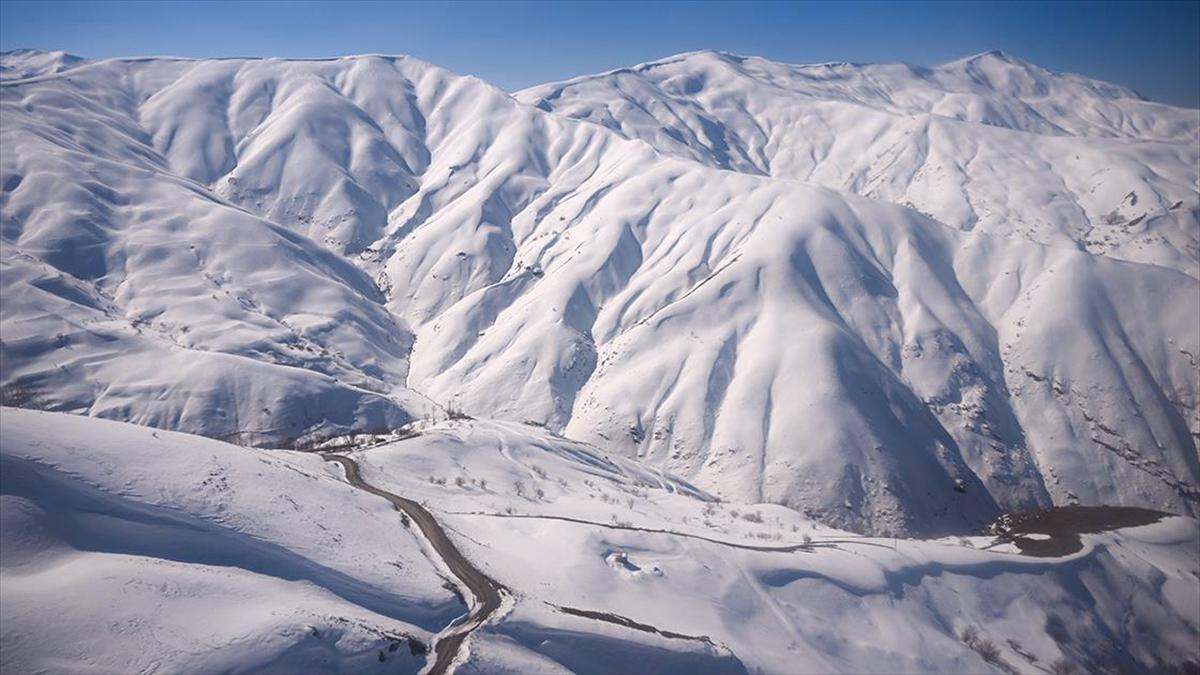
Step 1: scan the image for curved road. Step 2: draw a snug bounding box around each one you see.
[322,454,504,675]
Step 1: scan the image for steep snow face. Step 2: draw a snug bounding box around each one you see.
[540,175,1200,533]
[1,52,1196,535]
[518,50,1200,277]
[1,56,436,444]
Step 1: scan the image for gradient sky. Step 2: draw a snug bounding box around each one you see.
[2,0,1198,106]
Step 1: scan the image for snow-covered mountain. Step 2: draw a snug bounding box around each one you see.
[0,49,84,81]
[519,50,1200,276]
[1,50,1197,539]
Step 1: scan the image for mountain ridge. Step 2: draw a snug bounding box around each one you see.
[1,49,1195,536]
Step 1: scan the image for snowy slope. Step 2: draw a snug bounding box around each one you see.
[0,55,437,444]
[5,409,1197,675]
[1,51,1197,536]
[0,407,461,674]
[0,49,84,81]
[518,50,1200,276]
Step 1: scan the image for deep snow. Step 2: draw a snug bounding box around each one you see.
[0,408,459,674]
[2,408,1197,674]
[2,50,1195,536]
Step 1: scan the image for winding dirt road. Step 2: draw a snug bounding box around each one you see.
[322,454,504,675]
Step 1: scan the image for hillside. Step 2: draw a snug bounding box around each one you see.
[519,50,1200,276]
[4,407,1198,674]
[1,50,1197,537]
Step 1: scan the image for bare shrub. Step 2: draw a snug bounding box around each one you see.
[1007,639,1036,664]
[961,626,1003,667]
[0,385,42,408]
[974,638,1000,663]
[1049,658,1076,675]
[1100,211,1126,226]
[741,511,764,524]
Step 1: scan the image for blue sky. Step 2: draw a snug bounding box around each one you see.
[2,0,1197,106]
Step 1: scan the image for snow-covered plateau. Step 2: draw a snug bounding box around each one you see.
[1,48,1197,673]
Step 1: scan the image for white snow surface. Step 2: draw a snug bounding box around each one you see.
[4,409,1197,674]
[0,407,462,674]
[0,50,1197,539]
[519,50,1200,276]
[0,49,84,82]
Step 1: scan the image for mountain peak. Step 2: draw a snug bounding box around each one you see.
[942,49,1034,70]
[974,49,1016,61]
[0,48,85,81]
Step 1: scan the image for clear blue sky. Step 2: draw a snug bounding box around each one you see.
[2,0,1197,106]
